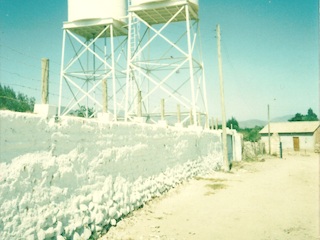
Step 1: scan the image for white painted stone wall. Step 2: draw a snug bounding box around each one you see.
[0,110,223,239]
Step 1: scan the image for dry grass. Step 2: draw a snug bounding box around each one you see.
[194,177,226,182]
[204,183,227,196]
[205,183,227,190]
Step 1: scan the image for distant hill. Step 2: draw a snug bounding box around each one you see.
[271,115,294,122]
[239,119,266,129]
[239,115,295,129]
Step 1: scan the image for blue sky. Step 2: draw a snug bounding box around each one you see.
[0,0,318,121]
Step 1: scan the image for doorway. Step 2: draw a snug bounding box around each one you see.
[293,137,300,151]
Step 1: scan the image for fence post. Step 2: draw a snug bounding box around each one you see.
[177,104,181,124]
[41,58,49,104]
[137,91,142,117]
[102,79,108,113]
[205,114,209,129]
[161,98,165,121]
[189,109,194,125]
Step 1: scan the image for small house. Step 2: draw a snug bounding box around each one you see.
[259,121,320,154]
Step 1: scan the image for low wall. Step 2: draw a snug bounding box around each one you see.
[242,141,265,160]
[0,110,223,239]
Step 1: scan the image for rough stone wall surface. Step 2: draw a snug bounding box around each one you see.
[0,111,223,239]
[242,141,265,160]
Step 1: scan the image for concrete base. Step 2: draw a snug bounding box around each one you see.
[33,104,57,118]
[174,123,184,128]
[188,125,203,131]
[158,120,168,127]
[97,112,114,122]
[133,117,146,123]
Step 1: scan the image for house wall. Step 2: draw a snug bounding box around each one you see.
[260,133,280,155]
[222,130,242,162]
[314,127,320,152]
[233,132,243,161]
[280,133,314,151]
[261,132,315,154]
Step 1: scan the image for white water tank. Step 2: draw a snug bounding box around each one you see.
[131,0,199,6]
[68,0,127,22]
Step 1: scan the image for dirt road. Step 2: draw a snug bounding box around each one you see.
[102,153,319,240]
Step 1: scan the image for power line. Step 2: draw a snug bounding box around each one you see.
[3,83,40,92]
[1,68,41,83]
[1,82,69,100]
[0,55,61,77]
[0,95,33,103]
[0,68,59,86]
[0,43,61,66]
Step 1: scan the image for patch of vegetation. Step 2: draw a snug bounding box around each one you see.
[204,183,227,196]
[238,126,263,142]
[227,116,239,131]
[0,84,35,112]
[73,105,95,118]
[244,156,266,162]
[289,108,318,121]
[195,177,226,182]
[205,183,227,190]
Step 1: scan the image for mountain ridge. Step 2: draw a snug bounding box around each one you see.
[239,115,294,128]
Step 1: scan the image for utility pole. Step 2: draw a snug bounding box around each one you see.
[216,24,229,171]
[268,104,271,154]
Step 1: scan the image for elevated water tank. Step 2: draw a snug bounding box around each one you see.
[129,0,199,25]
[131,0,199,7]
[68,0,127,22]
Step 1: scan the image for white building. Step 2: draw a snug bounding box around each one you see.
[260,121,320,154]
[227,130,242,162]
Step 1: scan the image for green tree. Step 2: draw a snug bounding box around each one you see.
[226,116,239,130]
[75,105,95,118]
[289,108,318,121]
[0,84,35,112]
[306,108,318,121]
[288,113,303,122]
[239,126,263,142]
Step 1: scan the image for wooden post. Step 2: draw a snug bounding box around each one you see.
[189,109,194,125]
[268,104,271,154]
[102,79,108,113]
[198,112,201,126]
[177,104,181,123]
[41,58,49,104]
[161,98,165,121]
[103,34,108,114]
[137,91,142,117]
[205,114,209,129]
[216,24,229,171]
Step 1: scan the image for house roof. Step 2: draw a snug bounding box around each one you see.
[259,121,320,134]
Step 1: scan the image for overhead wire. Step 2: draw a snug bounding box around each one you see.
[0,44,67,102]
